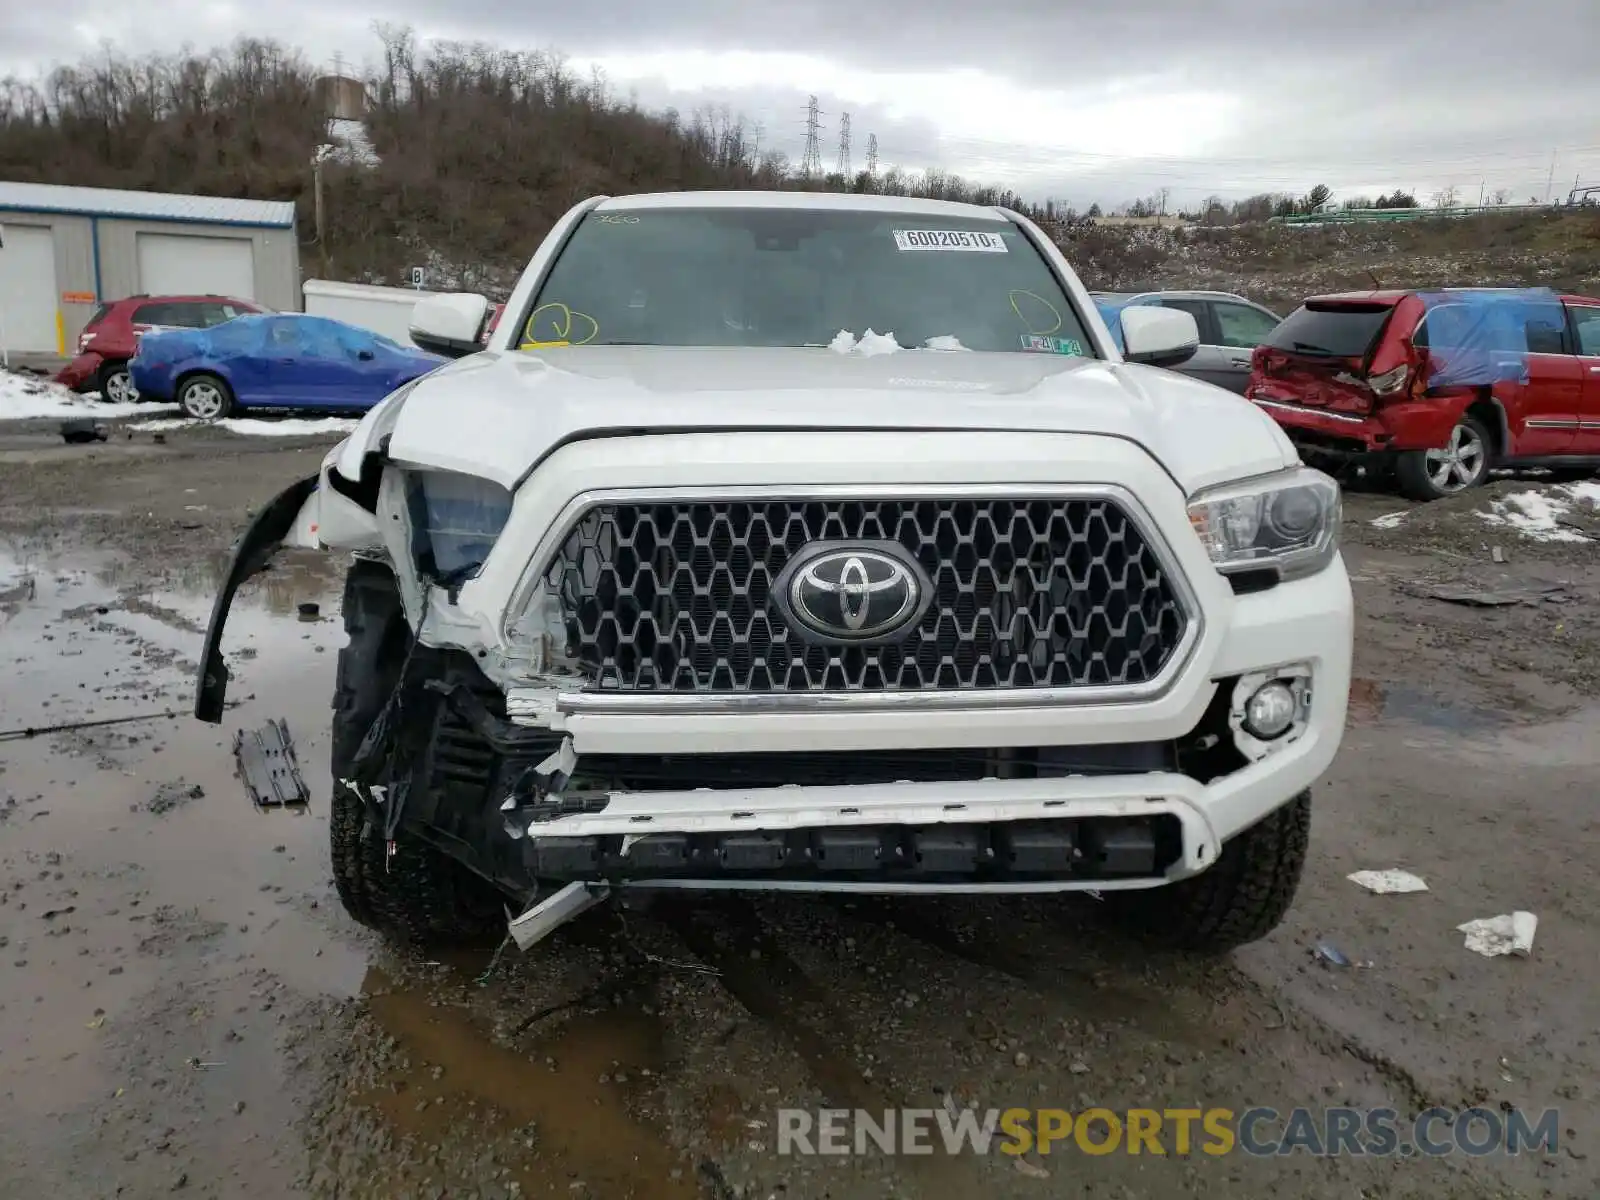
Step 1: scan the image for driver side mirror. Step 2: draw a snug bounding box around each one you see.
[410,292,491,359]
[1119,306,1199,369]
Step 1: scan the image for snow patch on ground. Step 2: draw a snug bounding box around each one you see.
[0,369,175,420]
[1477,482,1600,543]
[318,118,380,168]
[133,416,361,438]
[1369,511,1408,530]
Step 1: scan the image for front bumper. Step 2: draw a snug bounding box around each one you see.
[55,352,103,393]
[199,428,1353,892]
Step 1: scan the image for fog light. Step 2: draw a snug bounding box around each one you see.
[1243,681,1298,739]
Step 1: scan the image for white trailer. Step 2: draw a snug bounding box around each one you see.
[302,279,436,347]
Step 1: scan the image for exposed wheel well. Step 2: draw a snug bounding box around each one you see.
[1468,392,1507,463]
[174,369,233,398]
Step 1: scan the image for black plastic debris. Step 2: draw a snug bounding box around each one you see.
[60,419,108,445]
[297,601,320,621]
[233,719,311,809]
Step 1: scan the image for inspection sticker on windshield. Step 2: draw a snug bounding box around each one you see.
[893,229,1008,253]
[1021,334,1084,355]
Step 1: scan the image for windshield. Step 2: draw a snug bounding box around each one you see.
[1263,303,1393,359]
[521,207,1096,357]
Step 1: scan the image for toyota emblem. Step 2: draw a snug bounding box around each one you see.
[774,542,932,643]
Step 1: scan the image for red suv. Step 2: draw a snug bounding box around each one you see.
[1246,288,1600,500]
[57,294,264,404]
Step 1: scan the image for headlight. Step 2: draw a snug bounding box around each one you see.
[1186,466,1340,581]
[404,470,513,585]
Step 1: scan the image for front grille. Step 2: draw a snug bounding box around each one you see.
[541,497,1189,694]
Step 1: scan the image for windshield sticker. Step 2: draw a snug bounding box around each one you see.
[592,213,641,225]
[1009,289,1063,335]
[1021,335,1084,356]
[520,302,599,349]
[892,229,1008,253]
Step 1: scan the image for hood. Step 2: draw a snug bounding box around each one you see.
[383,346,1297,494]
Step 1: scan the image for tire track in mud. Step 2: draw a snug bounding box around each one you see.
[653,896,992,1200]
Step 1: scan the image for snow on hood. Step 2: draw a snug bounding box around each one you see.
[381,346,1297,494]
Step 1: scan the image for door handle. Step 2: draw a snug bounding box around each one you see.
[1588,365,1600,373]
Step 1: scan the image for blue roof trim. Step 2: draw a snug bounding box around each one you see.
[0,202,295,230]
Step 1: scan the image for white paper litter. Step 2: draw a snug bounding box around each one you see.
[827,329,902,356]
[1457,911,1537,957]
[133,416,360,437]
[1369,512,1408,530]
[1347,869,1429,894]
[855,329,901,357]
[0,369,175,420]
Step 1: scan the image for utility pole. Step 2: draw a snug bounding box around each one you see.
[801,96,823,179]
[866,134,879,177]
[836,112,851,177]
[1545,152,1556,204]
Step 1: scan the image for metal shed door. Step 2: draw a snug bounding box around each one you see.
[136,233,256,300]
[0,223,61,354]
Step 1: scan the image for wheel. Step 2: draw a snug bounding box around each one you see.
[177,373,234,420]
[329,559,507,946]
[97,361,137,405]
[1394,412,1492,500]
[1099,790,1311,954]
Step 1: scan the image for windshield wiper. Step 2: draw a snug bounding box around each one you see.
[1289,341,1339,356]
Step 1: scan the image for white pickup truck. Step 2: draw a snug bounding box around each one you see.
[194,190,1352,955]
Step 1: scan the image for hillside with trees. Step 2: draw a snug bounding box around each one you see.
[4,29,1598,308]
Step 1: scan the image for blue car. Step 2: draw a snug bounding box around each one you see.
[130,313,446,420]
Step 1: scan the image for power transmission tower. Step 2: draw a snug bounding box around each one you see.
[865,134,879,176]
[801,96,823,178]
[836,112,851,176]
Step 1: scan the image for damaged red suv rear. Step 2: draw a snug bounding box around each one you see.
[1245,288,1600,500]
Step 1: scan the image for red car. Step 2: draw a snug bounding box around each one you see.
[1246,288,1600,500]
[57,294,264,404]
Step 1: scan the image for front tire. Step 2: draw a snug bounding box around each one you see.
[329,559,506,946]
[1395,412,1492,500]
[177,373,234,420]
[1099,790,1311,954]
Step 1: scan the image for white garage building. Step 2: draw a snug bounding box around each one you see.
[0,180,299,357]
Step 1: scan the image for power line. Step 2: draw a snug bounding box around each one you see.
[801,95,823,178]
[837,111,851,176]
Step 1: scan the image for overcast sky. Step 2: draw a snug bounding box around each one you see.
[4,0,1597,210]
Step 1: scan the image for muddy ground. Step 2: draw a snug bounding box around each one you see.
[0,419,1595,1200]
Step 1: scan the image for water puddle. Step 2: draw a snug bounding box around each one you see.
[1347,678,1510,733]
[360,965,698,1198]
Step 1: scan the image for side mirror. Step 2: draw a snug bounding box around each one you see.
[410,292,490,359]
[1120,306,1199,369]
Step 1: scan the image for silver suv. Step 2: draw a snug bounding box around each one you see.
[1093,290,1282,394]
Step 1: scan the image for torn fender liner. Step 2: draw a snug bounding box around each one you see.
[234,719,311,808]
[195,474,318,723]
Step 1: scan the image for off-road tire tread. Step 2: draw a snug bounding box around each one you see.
[1104,790,1311,954]
[1394,412,1492,502]
[330,559,503,946]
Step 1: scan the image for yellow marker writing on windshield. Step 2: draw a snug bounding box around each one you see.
[520,302,599,349]
[1009,290,1063,336]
